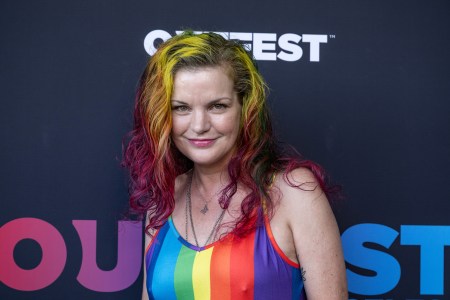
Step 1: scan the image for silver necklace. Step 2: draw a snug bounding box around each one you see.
[185,171,226,247]
[194,179,212,214]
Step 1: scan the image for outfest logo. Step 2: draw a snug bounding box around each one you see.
[1,218,448,298]
[143,30,335,62]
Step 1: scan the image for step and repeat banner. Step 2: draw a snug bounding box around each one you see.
[1,0,449,299]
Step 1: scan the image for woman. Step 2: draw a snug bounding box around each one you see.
[124,31,347,299]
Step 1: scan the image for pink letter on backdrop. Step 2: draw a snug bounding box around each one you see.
[0,218,67,291]
[73,220,142,292]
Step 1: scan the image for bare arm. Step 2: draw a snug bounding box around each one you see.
[277,168,347,299]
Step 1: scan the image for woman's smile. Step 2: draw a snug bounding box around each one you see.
[187,138,217,147]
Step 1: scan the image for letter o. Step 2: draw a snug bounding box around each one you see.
[143,29,172,55]
[0,218,67,291]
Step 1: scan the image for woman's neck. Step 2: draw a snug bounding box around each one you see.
[191,165,230,197]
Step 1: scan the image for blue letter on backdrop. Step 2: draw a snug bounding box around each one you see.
[401,225,450,295]
[341,223,400,295]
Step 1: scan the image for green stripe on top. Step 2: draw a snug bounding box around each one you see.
[174,245,196,299]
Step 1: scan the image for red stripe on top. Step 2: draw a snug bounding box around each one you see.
[229,231,255,300]
[264,215,300,268]
[210,237,233,300]
[145,228,161,255]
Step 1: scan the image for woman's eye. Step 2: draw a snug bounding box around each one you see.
[211,103,227,110]
[173,105,189,112]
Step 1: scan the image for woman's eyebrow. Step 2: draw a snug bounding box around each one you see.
[171,97,232,104]
[208,97,232,104]
[171,100,188,104]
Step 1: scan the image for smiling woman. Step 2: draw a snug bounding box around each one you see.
[123,31,347,300]
[171,67,241,172]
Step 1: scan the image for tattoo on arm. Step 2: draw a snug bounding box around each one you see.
[300,267,306,281]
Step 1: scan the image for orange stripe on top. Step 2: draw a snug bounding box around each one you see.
[145,228,161,255]
[229,231,255,300]
[210,238,233,300]
[262,195,300,268]
[264,215,299,268]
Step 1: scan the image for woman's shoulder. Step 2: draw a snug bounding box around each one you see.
[270,166,330,227]
[272,167,325,204]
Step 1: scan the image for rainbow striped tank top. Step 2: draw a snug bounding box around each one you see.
[145,213,306,300]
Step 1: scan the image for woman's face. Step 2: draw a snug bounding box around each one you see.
[171,66,242,171]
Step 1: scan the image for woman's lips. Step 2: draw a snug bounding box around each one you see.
[188,139,216,147]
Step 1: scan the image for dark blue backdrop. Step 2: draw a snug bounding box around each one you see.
[1,0,449,299]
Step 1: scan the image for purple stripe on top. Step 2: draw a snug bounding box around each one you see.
[253,222,293,299]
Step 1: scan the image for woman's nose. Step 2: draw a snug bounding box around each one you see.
[191,110,210,134]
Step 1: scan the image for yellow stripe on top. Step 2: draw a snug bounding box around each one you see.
[192,247,214,300]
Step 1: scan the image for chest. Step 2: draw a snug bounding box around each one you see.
[145,220,305,300]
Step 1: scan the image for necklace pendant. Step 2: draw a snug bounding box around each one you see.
[200,204,209,214]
